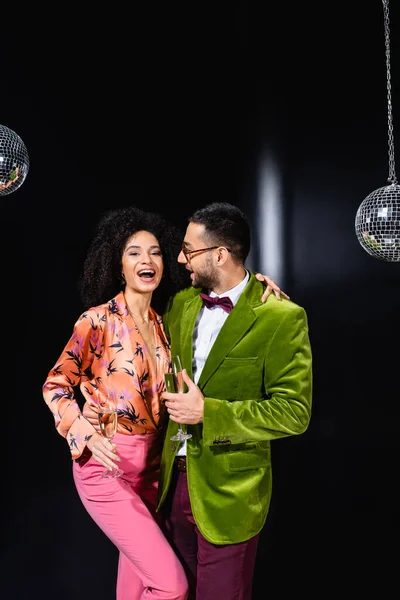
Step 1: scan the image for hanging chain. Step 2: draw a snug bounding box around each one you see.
[382,0,397,184]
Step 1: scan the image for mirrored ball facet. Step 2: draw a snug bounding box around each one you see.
[0,124,29,196]
[355,184,400,262]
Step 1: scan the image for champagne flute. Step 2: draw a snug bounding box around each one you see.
[164,354,192,442]
[97,387,124,478]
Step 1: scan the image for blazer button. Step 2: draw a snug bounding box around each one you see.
[171,444,176,452]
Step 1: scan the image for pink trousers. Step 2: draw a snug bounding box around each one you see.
[73,431,188,600]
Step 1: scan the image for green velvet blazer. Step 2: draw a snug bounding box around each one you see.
[156,273,313,545]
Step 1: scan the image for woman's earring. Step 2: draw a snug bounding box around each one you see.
[121,273,126,284]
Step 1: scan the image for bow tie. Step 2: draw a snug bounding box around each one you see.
[200,292,234,313]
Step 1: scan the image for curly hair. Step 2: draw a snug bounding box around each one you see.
[78,206,190,312]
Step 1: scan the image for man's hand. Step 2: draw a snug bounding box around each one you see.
[255,273,290,302]
[163,369,204,424]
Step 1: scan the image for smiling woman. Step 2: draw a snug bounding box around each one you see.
[79,206,188,312]
[42,205,190,600]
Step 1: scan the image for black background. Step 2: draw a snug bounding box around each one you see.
[2,2,399,598]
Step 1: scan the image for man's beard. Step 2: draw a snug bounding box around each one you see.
[191,265,220,291]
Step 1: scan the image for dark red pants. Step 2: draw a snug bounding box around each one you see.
[162,468,259,600]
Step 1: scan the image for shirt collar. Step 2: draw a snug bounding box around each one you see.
[208,270,250,307]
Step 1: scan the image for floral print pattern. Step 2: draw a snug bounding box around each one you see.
[43,291,171,459]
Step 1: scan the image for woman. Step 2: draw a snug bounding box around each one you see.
[42,206,190,600]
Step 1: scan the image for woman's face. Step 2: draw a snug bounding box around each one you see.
[121,230,164,293]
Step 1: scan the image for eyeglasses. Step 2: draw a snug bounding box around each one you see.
[181,245,232,261]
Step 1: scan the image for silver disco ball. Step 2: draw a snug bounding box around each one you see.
[0,124,29,196]
[355,183,400,262]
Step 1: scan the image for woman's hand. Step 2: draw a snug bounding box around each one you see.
[86,433,121,472]
[82,401,99,428]
[255,273,290,302]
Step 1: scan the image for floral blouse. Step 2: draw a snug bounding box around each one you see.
[42,291,171,459]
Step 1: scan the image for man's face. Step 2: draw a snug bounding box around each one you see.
[178,222,221,290]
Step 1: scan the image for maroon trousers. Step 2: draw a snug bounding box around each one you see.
[162,468,259,600]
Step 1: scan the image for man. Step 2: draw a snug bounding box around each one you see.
[158,202,312,599]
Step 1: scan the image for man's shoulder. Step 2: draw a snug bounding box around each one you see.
[264,295,306,313]
[163,286,197,320]
[245,277,306,314]
[169,286,197,305]
[253,294,308,327]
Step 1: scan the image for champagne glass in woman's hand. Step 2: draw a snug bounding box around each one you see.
[97,387,124,478]
[164,354,192,442]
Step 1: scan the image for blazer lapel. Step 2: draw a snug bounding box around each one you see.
[179,274,261,390]
[166,294,202,445]
[180,294,203,379]
[197,297,257,389]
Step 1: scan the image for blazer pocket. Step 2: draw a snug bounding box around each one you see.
[220,357,258,366]
[228,443,270,472]
[219,357,258,400]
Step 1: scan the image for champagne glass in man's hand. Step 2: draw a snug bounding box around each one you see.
[164,354,192,442]
[97,388,124,478]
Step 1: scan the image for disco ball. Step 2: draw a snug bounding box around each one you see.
[0,124,29,196]
[355,183,400,262]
